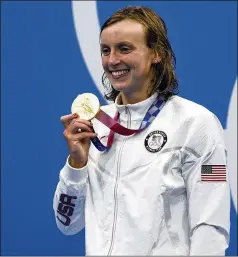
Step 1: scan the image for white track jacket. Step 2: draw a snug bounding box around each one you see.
[53,94,230,255]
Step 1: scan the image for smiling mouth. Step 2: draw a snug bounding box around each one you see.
[110,69,130,79]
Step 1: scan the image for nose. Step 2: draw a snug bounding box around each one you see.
[108,51,120,66]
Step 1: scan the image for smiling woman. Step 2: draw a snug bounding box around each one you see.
[54,5,231,256]
[100,7,178,104]
[100,19,160,104]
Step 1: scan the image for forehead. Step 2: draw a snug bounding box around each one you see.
[100,19,146,45]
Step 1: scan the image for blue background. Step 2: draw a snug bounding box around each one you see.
[1,1,237,255]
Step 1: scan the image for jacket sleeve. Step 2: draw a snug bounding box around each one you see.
[53,157,88,235]
[181,113,230,255]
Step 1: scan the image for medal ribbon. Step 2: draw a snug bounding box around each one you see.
[90,97,165,151]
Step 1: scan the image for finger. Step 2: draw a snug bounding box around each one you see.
[64,131,97,141]
[70,121,94,134]
[73,118,93,127]
[60,113,78,128]
[74,132,97,140]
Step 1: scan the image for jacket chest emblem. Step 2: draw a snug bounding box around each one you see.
[144,130,167,153]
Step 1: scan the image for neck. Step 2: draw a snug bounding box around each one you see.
[120,91,149,105]
[119,75,155,104]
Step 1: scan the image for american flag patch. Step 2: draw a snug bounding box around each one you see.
[201,165,226,182]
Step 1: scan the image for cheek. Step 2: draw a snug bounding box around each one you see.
[131,55,153,75]
[143,59,154,74]
[133,62,152,77]
[101,57,108,70]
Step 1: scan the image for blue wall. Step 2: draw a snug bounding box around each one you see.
[1,1,237,255]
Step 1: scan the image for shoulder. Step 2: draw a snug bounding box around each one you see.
[167,95,213,117]
[165,95,225,146]
[167,95,222,126]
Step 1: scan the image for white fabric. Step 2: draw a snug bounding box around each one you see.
[53,94,230,255]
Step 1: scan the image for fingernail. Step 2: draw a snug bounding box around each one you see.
[73,113,78,117]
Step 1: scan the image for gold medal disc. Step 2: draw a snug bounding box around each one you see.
[71,93,100,120]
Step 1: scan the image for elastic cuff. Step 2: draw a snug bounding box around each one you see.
[60,156,88,183]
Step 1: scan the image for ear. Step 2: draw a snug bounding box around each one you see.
[152,51,161,64]
[152,55,161,64]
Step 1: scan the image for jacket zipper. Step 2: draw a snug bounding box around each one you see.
[107,106,131,255]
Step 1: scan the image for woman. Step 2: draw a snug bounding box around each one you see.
[54,6,230,255]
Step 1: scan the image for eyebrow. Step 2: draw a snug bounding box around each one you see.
[100,41,134,47]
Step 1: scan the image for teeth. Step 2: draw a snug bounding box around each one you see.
[112,69,129,76]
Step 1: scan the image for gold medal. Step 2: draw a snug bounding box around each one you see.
[71,93,100,120]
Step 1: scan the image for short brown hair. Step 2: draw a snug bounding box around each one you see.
[100,6,179,102]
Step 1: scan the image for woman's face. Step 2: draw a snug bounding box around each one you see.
[100,19,158,96]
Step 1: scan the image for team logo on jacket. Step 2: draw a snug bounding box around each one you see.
[144,131,167,153]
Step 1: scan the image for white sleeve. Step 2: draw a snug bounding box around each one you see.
[181,113,230,255]
[53,157,88,235]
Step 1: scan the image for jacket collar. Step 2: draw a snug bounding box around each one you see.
[115,92,159,122]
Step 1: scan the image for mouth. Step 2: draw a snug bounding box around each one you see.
[109,69,130,79]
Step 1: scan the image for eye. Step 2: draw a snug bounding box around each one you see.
[101,47,110,56]
[120,46,132,53]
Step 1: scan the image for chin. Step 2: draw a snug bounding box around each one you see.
[112,83,131,92]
